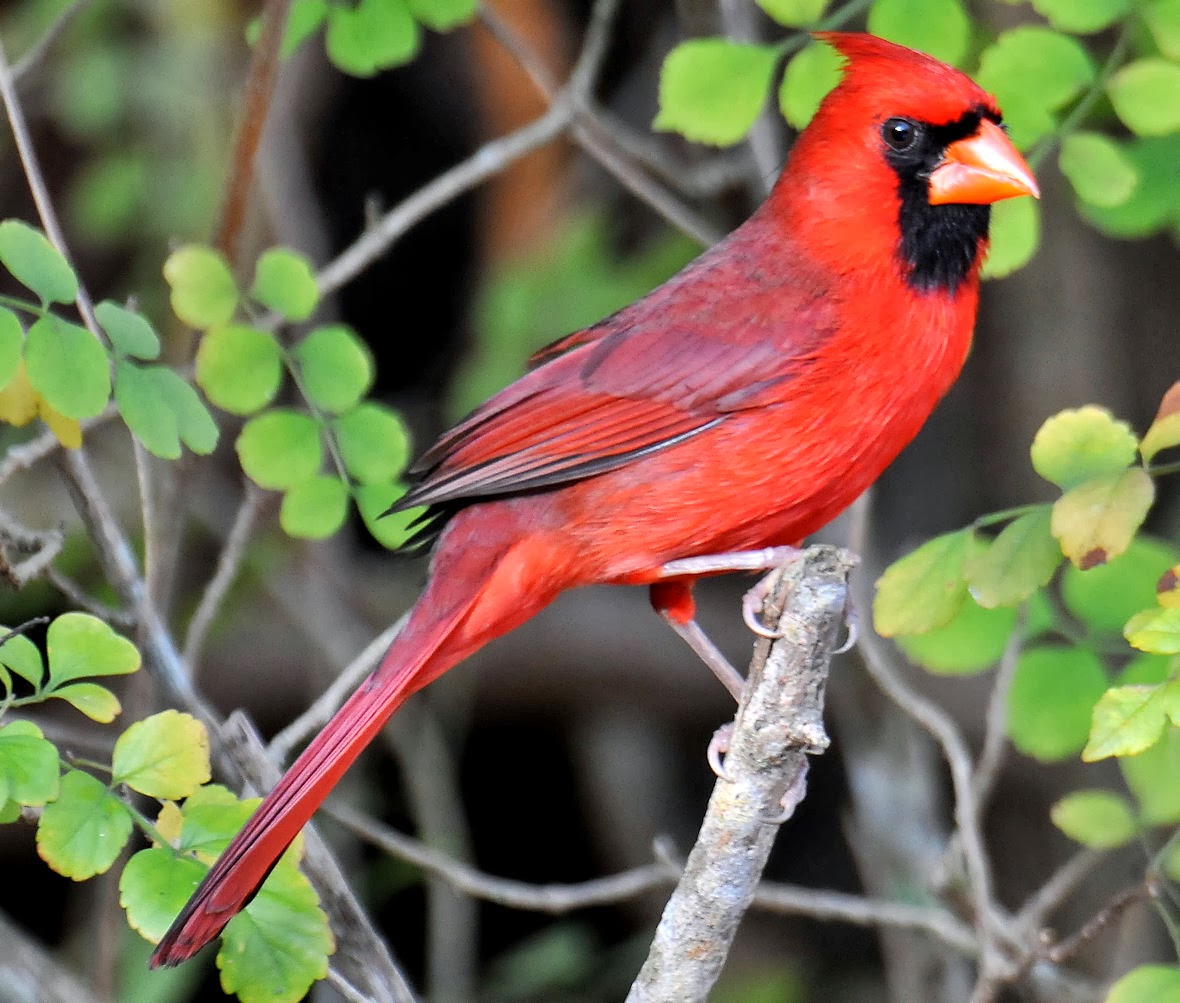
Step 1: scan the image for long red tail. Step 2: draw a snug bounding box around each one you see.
[147,528,552,967]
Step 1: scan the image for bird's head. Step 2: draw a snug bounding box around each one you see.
[777,33,1039,294]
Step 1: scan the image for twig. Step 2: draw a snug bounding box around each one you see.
[972,606,1026,816]
[855,621,1007,991]
[316,103,571,299]
[1040,880,1153,965]
[11,0,94,83]
[267,613,408,761]
[752,881,978,956]
[628,546,855,1001]
[327,799,677,912]
[0,32,101,341]
[477,5,560,99]
[183,483,264,670]
[221,712,418,1003]
[213,0,293,263]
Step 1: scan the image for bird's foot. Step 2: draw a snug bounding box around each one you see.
[708,722,734,781]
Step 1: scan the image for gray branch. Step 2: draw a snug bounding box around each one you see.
[628,545,856,1001]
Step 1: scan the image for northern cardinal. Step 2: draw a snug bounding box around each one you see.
[152,32,1037,966]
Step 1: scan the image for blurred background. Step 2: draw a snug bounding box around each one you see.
[0,1,1176,1000]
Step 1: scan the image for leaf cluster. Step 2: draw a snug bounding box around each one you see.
[654,0,1180,280]
[0,614,331,1003]
[166,245,418,547]
[873,386,1180,993]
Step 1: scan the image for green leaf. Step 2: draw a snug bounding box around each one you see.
[1030,0,1132,34]
[966,508,1060,607]
[655,40,779,147]
[280,476,349,539]
[1107,966,1180,1003]
[116,361,182,460]
[95,300,161,360]
[756,0,827,26]
[116,362,219,459]
[976,29,1095,147]
[325,0,419,76]
[1121,724,1180,825]
[896,596,1016,675]
[1007,645,1108,761]
[873,529,973,637]
[1142,382,1180,463]
[196,324,283,416]
[173,785,259,860]
[237,409,323,490]
[333,402,411,484]
[121,846,207,945]
[0,631,44,687]
[1078,135,1180,240]
[1145,0,1180,61]
[163,245,239,330]
[0,720,59,807]
[0,220,78,304]
[1083,684,1167,760]
[46,612,140,686]
[1051,468,1154,570]
[157,367,219,455]
[355,483,423,550]
[405,0,478,31]
[1108,59,1180,137]
[47,682,121,723]
[293,324,373,414]
[1049,789,1137,849]
[249,247,319,322]
[1063,537,1179,634]
[280,0,329,58]
[1126,607,1180,656]
[867,0,970,66]
[24,315,111,419]
[1030,405,1138,490]
[778,41,843,129]
[218,862,332,1003]
[0,307,24,389]
[37,769,133,879]
[112,711,210,800]
[1058,133,1139,209]
[980,196,1040,280]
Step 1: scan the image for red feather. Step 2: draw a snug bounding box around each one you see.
[151,32,1037,967]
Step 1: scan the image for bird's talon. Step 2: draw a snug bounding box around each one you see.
[708,722,735,781]
[832,599,859,654]
[742,579,783,638]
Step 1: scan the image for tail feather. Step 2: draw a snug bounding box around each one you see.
[149,602,469,967]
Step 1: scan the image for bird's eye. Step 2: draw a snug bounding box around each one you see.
[882,117,919,152]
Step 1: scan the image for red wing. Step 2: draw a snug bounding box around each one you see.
[398,222,837,511]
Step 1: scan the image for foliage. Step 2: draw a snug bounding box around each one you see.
[0,0,1175,1000]
[0,615,331,1001]
[874,384,1180,992]
[655,0,1180,276]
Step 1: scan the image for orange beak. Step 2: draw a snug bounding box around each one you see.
[928,119,1040,205]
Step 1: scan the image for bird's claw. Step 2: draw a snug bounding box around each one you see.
[742,575,783,638]
[832,597,858,654]
[708,722,734,781]
[764,761,810,824]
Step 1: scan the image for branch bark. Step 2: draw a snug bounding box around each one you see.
[627,545,856,1001]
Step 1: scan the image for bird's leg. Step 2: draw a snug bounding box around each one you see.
[659,545,803,639]
[649,579,745,701]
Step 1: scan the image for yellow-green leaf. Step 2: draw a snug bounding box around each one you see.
[1082,684,1167,761]
[873,529,973,637]
[111,710,211,800]
[1030,405,1138,490]
[1049,789,1137,849]
[37,769,133,879]
[1125,607,1180,655]
[1141,381,1180,463]
[1050,468,1154,570]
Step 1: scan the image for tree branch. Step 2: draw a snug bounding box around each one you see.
[628,545,855,1000]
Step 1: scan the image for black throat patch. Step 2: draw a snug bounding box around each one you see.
[885,109,994,295]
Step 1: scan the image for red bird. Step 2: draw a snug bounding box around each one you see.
[152,32,1037,966]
